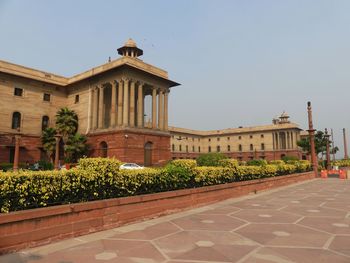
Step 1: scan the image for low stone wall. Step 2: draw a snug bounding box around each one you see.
[0,171,315,254]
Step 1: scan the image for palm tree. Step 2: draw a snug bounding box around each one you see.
[41,127,56,163]
[64,133,89,163]
[55,107,78,143]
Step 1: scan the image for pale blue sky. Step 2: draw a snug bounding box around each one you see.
[1,0,349,157]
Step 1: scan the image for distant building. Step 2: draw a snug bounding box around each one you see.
[169,112,303,161]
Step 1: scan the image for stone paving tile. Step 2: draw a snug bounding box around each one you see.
[154,230,258,262]
[109,222,180,240]
[171,213,246,231]
[241,247,350,263]
[235,223,331,247]
[281,204,348,217]
[298,216,350,234]
[2,179,350,263]
[329,236,350,257]
[232,209,302,223]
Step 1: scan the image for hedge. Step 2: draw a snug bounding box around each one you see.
[331,159,350,167]
[0,158,312,213]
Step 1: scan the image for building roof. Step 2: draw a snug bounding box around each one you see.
[169,122,302,136]
[0,54,179,87]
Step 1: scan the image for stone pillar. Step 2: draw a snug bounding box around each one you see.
[158,89,164,130]
[98,85,104,129]
[164,89,169,130]
[152,88,157,129]
[88,87,93,132]
[307,101,318,177]
[92,87,98,130]
[129,80,136,127]
[272,133,275,150]
[123,78,129,126]
[343,128,349,159]
[117,80,123,126]
[110,81,117,127]
[137,82,144,128]
[54,134,61,170]
[13,134,20,172]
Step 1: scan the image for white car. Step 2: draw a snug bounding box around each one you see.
[120,163,145,170]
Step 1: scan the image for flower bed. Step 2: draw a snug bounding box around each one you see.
[0,158,311,213]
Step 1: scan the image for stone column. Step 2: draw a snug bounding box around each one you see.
[164,89,169,130]
[13,134,21,172]
[123,78,129,126]
[158,89,164,130]
[88,87,93,132]
[129,80,136,127]
[110,81,117,127]
[98,85,104,129]
[152,88,157,129]
[137,82,144,128]
[272,133,275,150]
[117,80,123,126]
[92,87,98,130]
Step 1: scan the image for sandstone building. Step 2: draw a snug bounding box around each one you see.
[0,39,304,166]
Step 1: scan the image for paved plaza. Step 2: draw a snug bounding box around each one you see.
[1,178,350,263]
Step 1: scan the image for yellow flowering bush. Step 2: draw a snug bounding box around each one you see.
[169,159,197,170]
[332,159,350,167]
[218,159,239,169]
[0,158,312,213]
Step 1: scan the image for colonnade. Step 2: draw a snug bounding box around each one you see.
[89,78,169,131]
[272,131,297,150]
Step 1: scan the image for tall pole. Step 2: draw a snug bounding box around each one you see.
[331,128,335,161]
[325,128,331,170]
[343,128,348,159]
[13,134,21,172]
[307,101,318,177]
[54,134,61,170]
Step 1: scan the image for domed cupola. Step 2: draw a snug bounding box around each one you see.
[117,38,143,58]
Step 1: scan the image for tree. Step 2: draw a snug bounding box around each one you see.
[41,127,57,162]
[55,107,78,143]
[196,153,227,166]
[297,130,333,158]
[64,133,89,163]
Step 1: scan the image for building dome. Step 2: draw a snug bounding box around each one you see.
[124,38,137,48]
[117,38,143,58]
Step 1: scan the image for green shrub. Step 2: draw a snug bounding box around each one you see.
[332,159,350,167]
[0,158,313,213]
[169,159,197,170]
[196,153,227,166]
[246,159,268,166]
[269,160,285,165]
[0,163,26,172]
[38,160,54,170]
[77,157,122,174]
[218,159,239,169]
[281,155,299,162]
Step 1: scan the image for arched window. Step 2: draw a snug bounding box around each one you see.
[261,143,265,151]
[227,145,231,152]
[12,112,21,129]
[99,141,108,158]
[42,116,49,130]
[250,144,254,151]
[238,144,242,152]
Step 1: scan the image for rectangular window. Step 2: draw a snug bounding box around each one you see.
[14,87,23,96]
[250,135,253,139]
[227,145,231,151]
[198,146,201,153]
[192,146,195,152]
[75,94,80,104]
[217,137,220,141]
[208,138,211,142]
[217,146,220,152]
[261,134,264,138]
[238,136,242,140]
[208,146,211,152]
[43,93,51,102]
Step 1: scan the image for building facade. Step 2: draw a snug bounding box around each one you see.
[0,39,179,166]
[0,39,304,166]
[169,113,303,161]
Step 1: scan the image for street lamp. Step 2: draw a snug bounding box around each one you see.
[325,128,331,170]
[307,101,318,177]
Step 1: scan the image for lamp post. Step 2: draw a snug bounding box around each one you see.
[331,128,335,162]
[54,134,62,170]
[343,128,349,159]
[307,102,318,177]
[13,128,21,172]
[325,128,331,170]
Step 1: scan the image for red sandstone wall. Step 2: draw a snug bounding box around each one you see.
[87,129,171,166]
[0,171,315,254]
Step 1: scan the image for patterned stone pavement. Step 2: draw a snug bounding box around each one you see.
[1,178,350,263]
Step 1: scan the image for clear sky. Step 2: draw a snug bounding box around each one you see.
[1,0,349,158]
